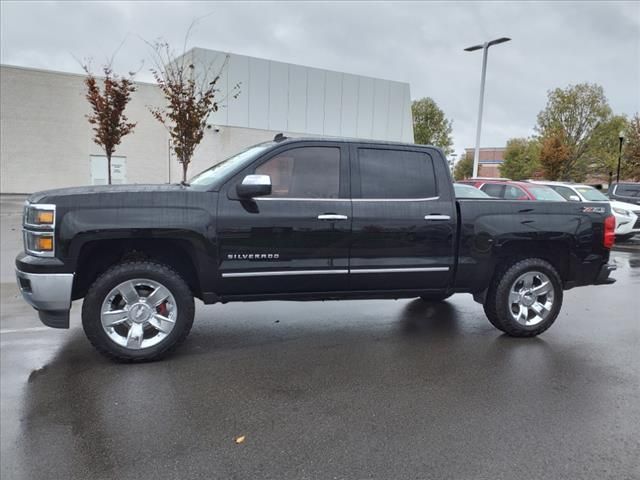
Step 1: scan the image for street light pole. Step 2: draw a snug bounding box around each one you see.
[465,37,511,178]
[616,130,625,184]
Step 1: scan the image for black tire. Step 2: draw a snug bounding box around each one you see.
[82,261,195,362]
[419,293,453,302]
[483,258,563,337]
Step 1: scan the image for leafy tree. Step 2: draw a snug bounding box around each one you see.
[535,83,612,180]
[83,65,137,184]
[584,115,628,179]
[412,97,453,155]
[501,138,541,180]
[539,130,572,180]
[453,151,473,180]
[149,41,240,183]
[622,114,640,181]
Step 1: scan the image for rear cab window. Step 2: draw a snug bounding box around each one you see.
[615,184,640,198]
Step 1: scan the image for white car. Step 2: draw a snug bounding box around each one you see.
[530,181,640,240]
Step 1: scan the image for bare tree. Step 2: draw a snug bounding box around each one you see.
[83,64,137,184]
[148,35,240,183]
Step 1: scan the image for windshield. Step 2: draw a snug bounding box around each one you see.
[189,143,274,188]
[527,186,566,201]
[454,183,490,198]
[575,186,609,201]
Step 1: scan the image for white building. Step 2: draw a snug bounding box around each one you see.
[0,48,413,194]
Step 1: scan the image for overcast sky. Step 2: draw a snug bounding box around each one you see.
[1,1,638,156]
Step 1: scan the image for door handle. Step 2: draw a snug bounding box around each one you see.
[424,215,451,221]
[318,214,349,221]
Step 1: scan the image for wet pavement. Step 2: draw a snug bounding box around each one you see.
[1,251,639,480]
[1,194,639,479]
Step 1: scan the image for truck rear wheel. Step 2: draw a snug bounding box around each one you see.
[483,258,563,337]
[82,261,195,362]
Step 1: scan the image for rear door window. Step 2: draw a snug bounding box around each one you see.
[356,148,437,199]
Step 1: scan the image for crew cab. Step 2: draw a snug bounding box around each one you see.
[16,137,617,361]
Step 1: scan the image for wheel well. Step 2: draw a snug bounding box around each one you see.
[72,238,202,300]
[473,241,570,305]
[494,241,570,282]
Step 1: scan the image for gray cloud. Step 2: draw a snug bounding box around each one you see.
[1,0,638,155]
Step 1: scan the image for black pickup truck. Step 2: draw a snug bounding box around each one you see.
[16,137,617,361]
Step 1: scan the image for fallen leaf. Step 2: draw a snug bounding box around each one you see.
[235,435,245,444]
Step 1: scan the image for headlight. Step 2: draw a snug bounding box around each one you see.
[612,207,630,216]
[23,203,56,257]
[24,203,56,227]
[23,230,55,256]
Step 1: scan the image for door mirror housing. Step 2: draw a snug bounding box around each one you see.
[568,195,581,202]
[236,174,272,198]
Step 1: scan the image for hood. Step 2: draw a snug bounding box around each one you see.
[28,184,189,204]
[610,199,640,213]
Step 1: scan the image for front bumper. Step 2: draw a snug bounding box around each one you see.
[15,269,74,328]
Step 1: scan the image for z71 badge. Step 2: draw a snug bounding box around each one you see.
[227,253,280,260]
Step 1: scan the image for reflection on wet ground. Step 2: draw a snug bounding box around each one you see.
[1,251,638,479]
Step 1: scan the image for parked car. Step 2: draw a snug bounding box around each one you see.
[16,137,617,361]
[531,180,640,241]
[609,182,640,206]
[453,183,491,198]
[459,179,566,201]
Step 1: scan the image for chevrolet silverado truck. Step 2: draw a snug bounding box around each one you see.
[16,137,617,362]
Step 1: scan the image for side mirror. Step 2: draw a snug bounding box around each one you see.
[568,195,581,202]
[236,174,272,198]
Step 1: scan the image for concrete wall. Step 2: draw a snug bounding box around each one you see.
[1,52,413,193]
[186,48,414,143]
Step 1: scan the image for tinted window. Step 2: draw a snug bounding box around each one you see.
[552,185,579,201]
[481,184,505,198]
[255,147,340,198]
[358,148,436,199]
[615,184,640,198]
[503,185,527,200]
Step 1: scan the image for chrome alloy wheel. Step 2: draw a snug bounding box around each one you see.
[508,271,554,327]
[100,278,178,350]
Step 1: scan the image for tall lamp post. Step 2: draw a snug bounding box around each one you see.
[616,130,625,183]
[465,37,511,178]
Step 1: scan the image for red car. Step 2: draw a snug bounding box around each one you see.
[458,179,565,201]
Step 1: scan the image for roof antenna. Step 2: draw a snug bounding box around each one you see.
[274,133,287,142]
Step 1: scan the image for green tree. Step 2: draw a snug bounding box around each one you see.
[453,151,473,180]
[501,138,541,180]
[584,115,628,179]
[622,114,640,181]
[412,97,453,155]
[535,83,612,180]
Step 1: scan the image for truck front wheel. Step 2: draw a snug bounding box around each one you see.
[483,258,563,337]
[82,261,195,362]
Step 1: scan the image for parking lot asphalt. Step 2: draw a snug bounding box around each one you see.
[1,195,639,480]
